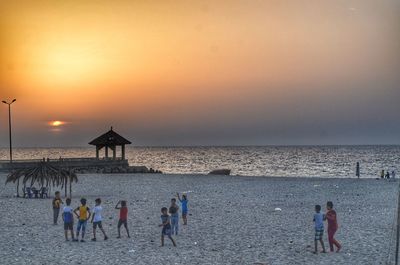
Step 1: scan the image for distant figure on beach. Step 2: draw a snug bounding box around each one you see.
[325,201,341,252]
[392,171,396,180]
[313,205,326,254]
[356,162,360,178]
[74,198,91,242]
[115,200,130,238]
[169,198,180,235]
[385,171,390,179]
[52,191,63,225]
[381,170,385,179]
[91,198,108,241]
[159,207,177,247]
[177,193,188,225]
[62,198,75,241]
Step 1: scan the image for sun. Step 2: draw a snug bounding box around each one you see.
[51,121,64,127]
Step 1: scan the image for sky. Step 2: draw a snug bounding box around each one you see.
[0,0,399,147]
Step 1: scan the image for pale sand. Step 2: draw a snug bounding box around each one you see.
[0,173,398,265]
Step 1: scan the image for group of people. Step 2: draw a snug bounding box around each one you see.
[52,191,131,242]
[52,190,189,246]
[313,201,341,254]
[355,162,396,180]
[380,170,396,179]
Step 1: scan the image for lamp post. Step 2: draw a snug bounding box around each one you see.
[2,99,17,196]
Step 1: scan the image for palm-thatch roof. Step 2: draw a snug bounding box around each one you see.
[5,162,78,197]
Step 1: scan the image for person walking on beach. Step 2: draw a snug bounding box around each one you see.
[392,171,396,180]
[74,198,91,242]
[115,200,130,238]
[52,191,63,225]
[177,193,188,225]
[313,205,326,254]
[91,198,108,241]
[386,171,390,179]
[325,201,341,252]
[169,198,180,235]
[159,207,177,247]
[381,170,385,179]
[62,198,75,241]
[356,162,360,179]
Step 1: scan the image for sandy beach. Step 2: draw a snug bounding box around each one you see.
[0,173,398,265]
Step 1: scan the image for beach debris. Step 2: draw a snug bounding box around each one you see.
[194,242,198,245]
[313,184,321,187]
[208,169,231,175]
[128,249,135,253]
[274,208,282,211]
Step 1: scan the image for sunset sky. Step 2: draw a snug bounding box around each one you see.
[0,0,399,147]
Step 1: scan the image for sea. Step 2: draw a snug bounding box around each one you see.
[0,146,399,178]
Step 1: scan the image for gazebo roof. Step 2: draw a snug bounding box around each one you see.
[89,127,132,146]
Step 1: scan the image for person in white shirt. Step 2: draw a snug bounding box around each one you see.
[90,198,108,241]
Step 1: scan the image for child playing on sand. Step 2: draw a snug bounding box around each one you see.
[159,207,177,247]
[325,201,341,252]
[74,198,91,242]
[91,198,108,241]
[62,198,75,241]
[177,193,188,225]
[52,191,63,225]
[313,205,326,254]
[115,200,130,238]
[169,198,180,235]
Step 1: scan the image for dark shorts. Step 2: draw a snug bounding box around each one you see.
[315,229,324,240]
[93,221,103,229]
[182,210,188,216]
[64,222,73,230]
[162,224,172,236]
[118,219,128,228]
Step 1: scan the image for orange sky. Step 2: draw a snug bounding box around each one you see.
[0,0,399,146]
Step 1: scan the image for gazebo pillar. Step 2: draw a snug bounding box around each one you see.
[105,146,109,158]
[121,144,125,160]
[113,146,116,160]
[96,146,100,159]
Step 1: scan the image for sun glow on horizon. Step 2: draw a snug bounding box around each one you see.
[50,121,65,127]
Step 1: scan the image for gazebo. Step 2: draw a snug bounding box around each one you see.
[89,127,132,160]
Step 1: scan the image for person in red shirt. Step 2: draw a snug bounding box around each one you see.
[325,201,341,252]
[115,200,130,238]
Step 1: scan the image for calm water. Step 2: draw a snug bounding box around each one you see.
[0,146,399,177]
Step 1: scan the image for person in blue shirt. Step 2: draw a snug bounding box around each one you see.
[62,198,75,241]
[313,204,326,254]
[177,193,188,225]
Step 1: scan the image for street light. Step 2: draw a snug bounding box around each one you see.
[2,99,16,163]
[2,99,18,196]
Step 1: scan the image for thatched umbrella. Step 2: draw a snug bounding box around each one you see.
[5,162,78,198]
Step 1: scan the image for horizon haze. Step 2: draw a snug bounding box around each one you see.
[1,0,399,147]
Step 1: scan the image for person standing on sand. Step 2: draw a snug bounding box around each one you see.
[169,198,180,235]
[177,193,188,225]
[325,201,341,252]
[313,205,326,254]
[62,198,75,241]
[356,162,360,179]
[386,171,390,179]
[392,171,396,180]
[73,198,91,242]
[115,200,130,238]
[381,170,385,179]
[159,207,177,247]
[52,191,63,225]
[91,198,108,241]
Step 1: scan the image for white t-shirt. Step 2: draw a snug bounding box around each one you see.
[93,206,103,222]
